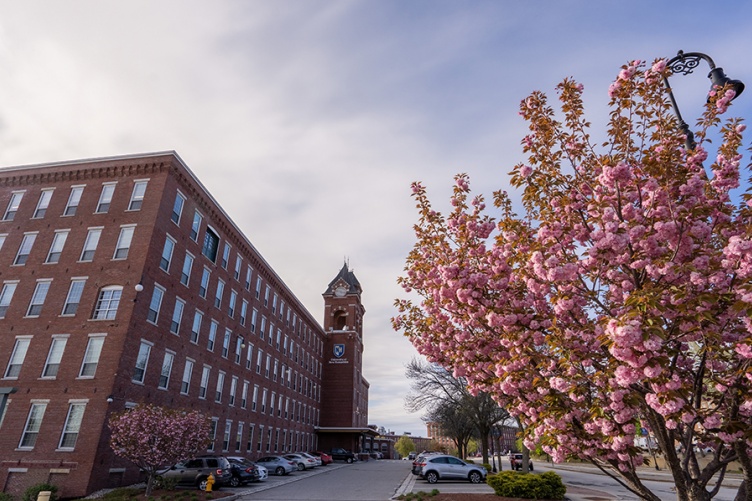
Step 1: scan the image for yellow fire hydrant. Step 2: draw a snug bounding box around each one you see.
[205,473,215,492]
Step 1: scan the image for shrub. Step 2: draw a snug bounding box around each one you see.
[101,488,143,501]
[487,471,566,500]
[22,484,57,501]
[482,463,493,472]
[0,492,16,501]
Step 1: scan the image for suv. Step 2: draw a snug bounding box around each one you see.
[419,454,486,484]
[329,447,356,463]
[510,453,534,471]
[161,455,233,490]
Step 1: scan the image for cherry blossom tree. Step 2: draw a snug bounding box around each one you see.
[109,403,211,496]
[394,58,752,501]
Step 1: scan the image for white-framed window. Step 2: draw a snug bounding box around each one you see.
[63,185,84,216]
[93,286,122,320]
[246,343,254,370]
[42,335,68,378]
[221,243,230,269]
[190,310,203,344]
[58,401,86,449]
[255,277,262,299]
[250,308,258,333]
[4,191,25,221]
[180,252,194,286]
[246,423,254,452]
[252,385,259,411]
[158,351,175,389]
[62,278,86,316]
[147,285,165,324]
[265,354,271,378]
[18,402,47,449]
[128,180,148,211]
[199,268,210,298]
[235,421,243,452]
[222,420,232,451]
[26,280,51,317]
[229,376,238,406]
[245,265,253,290]
[46,230,69,264]
[0,233,7,253]
[241,381,249,409]
[228,290,237,318]
[207,320,218,351]
[170,298,185,334]
[181,358,194,395]
[201,226,219,262]
[199,365,210,399]
[190,210,202,241]
[221,329,231,358]
[215,371,225,403]
[234,256,242,281]
[240,300,248,326]
[272,294,277,315]
[14,233,37,265]
[255,349,263,374]
[79,335,105,377]
[33,189,53,219]
[4,336,31,378]
[171,191,186,225]
[132,340,152,383]
[234,336,243,364]
[80,228,102,262]
[159,236,176,272]
[214,279,225,308]
[96,183,116,213]
[264,286,270,307]
[113,226,135,259]
[270,392,275,416]
[261,388,267,414]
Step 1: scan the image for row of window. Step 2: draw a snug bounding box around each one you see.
[4,400,87,451]
[4,335,105,380]
[0,278,119,320]
[2,180,147,222]
[207,419,316,456]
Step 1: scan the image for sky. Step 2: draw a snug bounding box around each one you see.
[1,0,752,437]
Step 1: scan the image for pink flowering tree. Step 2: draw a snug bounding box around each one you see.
[394,58,752,501]
[109,404,211,496]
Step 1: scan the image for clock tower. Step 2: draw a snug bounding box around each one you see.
[317,262,372,453]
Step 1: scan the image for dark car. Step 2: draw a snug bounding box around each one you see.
[510,453,534,471]
[329,447,356,463]
[161,455,233,490]
[226,457,261,487]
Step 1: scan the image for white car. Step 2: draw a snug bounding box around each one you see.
[297,452,321,467]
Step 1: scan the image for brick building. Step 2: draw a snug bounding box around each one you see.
[0,152,369,498]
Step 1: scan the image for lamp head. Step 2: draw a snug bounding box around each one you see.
[134,283,144,292]
[708,67,745,100]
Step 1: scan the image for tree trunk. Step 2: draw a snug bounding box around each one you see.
[733,480,748,501]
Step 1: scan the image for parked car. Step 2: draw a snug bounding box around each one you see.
[255,456,297,476]
[161,455,233,490]
[412,452,439,475]
[329,447,356,463]
[253,462,268,480]
[284,453,316,470]
[509,453,534,471]
[418,454,487,484]
[226,457,261,486]
[296,452,321,467]
[408,452,416,460]
[310,451,333,465]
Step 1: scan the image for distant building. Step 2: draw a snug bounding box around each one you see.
[0,152,369,498]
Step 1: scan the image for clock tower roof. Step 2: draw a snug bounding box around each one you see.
[324,261,362,297]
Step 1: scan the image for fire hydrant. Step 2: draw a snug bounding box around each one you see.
[205,473,215,492]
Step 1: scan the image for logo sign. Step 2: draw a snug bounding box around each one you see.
[333,344,345,358]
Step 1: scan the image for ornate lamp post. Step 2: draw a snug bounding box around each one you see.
[663,50,744,150]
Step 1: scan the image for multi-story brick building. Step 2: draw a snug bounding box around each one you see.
[0,152,370,498]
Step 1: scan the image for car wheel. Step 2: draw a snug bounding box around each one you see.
[297,463,305,471]
[229,475,240,488]
[346,457,353,464]
[469,471,482,484]
[426,471,439,484]
[198,478,208,491]
[275,467,285,476]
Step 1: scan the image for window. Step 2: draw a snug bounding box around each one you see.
[26,280,51,317]
[215,371,225,402]
[160,236,176,272]
[228,290,237,318]
[58,402,86,449]
[181,359,194,395]
[229,376,238,406]
[113,226,135,259]
[46,230,69,263]
[264,286,270,307]
[132,341,152,383]
[14,233,37,265]
[171,192,186,224]
[180,253,194,286]
[96,183,116,213]
[265,354,271,378]
[147,286,165,324]
[246,423,254,452]
[201,227,219,262]
[190,310,203,343]
[270,392,275,416]
[93,286,122,320]
[207,320,218,351]
[4,337,31,378]
[241,381,249,409]
[199,268,210,298]
[42,336,68,378]
[235,421,243,451]
[222,420,231,451]
[252,385,259,411]
[221,329,231,358]
[260,317,267,340]
[246,343,253,370]
[19,402,47,449]
[208,419,218,452]
[80,228,102,261]
[214,279,224,309]
[4,191,24,221]
[245,265,253,290]
[158,351,175,389]
[63,186,84,216]
[272,294,277,314]
[221,243,230,269]
[62,279,86,316]
[170,298,185,334]
[256,349,263,374]
[240,300,248,326]
[190,211,202,241]
[261,388,267,414]
[199,366,210,399]
[34,189,53,218]
[0,233,7,252]
[235,336,243,364]
[255,277,262,299]
[234,256,242,280]
[79,336,104,377]
[250,309,258,333]
[128,180,148,211]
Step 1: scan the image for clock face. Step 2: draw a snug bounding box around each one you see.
[335,286,347,297]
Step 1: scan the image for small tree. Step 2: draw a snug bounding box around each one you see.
[109,404,211,496]
[395,434,416,458]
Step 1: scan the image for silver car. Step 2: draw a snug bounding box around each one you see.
[255,455,296,476]
[419,454,487,484]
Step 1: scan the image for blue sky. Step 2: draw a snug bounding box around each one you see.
[1,0,751,436]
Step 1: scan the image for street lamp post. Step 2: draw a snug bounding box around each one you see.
[663,50,744,150]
